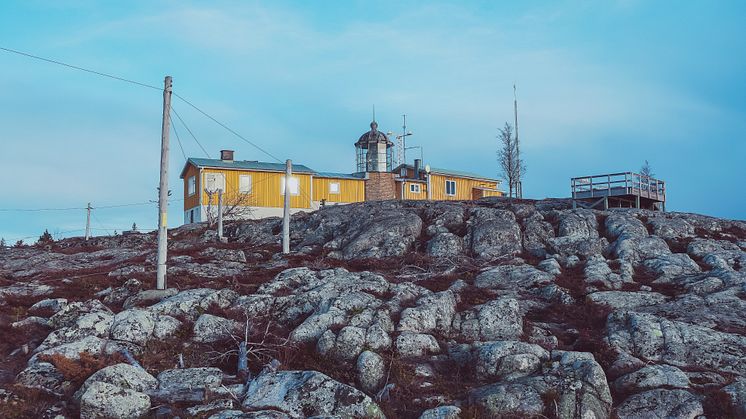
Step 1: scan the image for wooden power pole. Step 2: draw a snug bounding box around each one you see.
[282,159,291,254]
[85,202,91,241]
[217,189,224,239]
[156,76,172,290]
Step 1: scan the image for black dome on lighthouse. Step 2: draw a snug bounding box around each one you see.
[355,121,393,148]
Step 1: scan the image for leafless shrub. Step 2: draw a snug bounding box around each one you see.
[204,189,255,226]
[205,313,293,377]
[497,122,526,199]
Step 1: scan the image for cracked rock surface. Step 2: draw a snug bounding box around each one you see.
[1,198,745,418]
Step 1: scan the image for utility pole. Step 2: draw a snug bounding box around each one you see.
[156,76,172,290]
[282,159,292,254]
[402,114,407,164]
[513,84,520,199]
[85,203,91,240]
[217,189,224,239]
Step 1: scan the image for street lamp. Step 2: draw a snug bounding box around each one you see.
[405,145,423,163]
[387,114,415,166]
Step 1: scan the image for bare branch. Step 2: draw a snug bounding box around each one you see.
[204,188,256,226]
[497,122,522,199]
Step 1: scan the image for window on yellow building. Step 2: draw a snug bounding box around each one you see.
[329,182,340,194]
[281,176,300,195]
[188,176,196,196]
[204,173,225,192]
[446,180,456,196]
[239,175,252,194]
[410,183,421,193]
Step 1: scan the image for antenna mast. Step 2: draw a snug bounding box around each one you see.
[401,114,407,165]
[514,84,522,199]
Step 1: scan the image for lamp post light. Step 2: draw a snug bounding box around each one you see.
[399,132,413,165]
[388,131,413,166]
[388,114,414,166]
[405,145,423,164]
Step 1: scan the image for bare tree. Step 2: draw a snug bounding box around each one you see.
[497,122,525,199]
[640,160,654,178]
[204,189,255,226]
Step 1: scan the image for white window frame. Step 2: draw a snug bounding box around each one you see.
[329,182,341,194]
[410,183,421,193]
[204,173,225,193]
[445,180,456,196]
[239,174,252,194]
[280,176,300,195]
[187,176,196,196]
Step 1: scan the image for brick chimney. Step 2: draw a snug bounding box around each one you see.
[220,150,234,162]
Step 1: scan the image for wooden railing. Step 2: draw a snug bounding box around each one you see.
[571,172,665,201]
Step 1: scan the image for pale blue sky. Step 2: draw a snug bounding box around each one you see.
[1,0,744,242]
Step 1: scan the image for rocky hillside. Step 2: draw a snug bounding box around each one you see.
[1,198,745,418]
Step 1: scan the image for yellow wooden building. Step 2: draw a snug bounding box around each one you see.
[180,151,369,223]
[394,164,503,201]
[180,121,503,223]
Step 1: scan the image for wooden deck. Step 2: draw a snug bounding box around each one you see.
[571,172,666,211]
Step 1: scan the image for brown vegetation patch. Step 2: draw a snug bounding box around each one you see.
[51,243,106,255]
[666,237,694,254]
[0,299,53,382]
[0,386,64,419]
[714,323,746,337]
[414,273,460,293]
[553,265,587,298]
[282,342,357,386]
[140,338,238,376]
[527,265,616,371]
[38,351,125,388]
[456,285,499,312]
[376,352,486,419]
[0,313,48,349]
[702,390,738,419]
[694,225,746,243]
[52,273,113,302]
[632,266,687,297]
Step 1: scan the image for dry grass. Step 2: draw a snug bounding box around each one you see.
[38,352,125,388]
[0,385,63,418]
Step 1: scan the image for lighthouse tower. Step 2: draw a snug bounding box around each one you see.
[355,120,394,172]
[355,120,396,200]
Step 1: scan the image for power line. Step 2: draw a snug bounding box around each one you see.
[94,202,155,209]
[2,45,283,165]
[91,212,112,235]
[171,105,210,158]
[169,113,188,161]
[173,93,283,163]
[0,207,84,212]
[0,46,162,91]
[0,198,177,212]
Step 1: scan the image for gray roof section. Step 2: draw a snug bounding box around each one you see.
[183,158,365,180]
[186,158,316,174]
[430,166,499,182]
[315,172,366,180]
[395,164,500,182]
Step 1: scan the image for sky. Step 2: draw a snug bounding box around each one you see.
[1,0,745,243]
